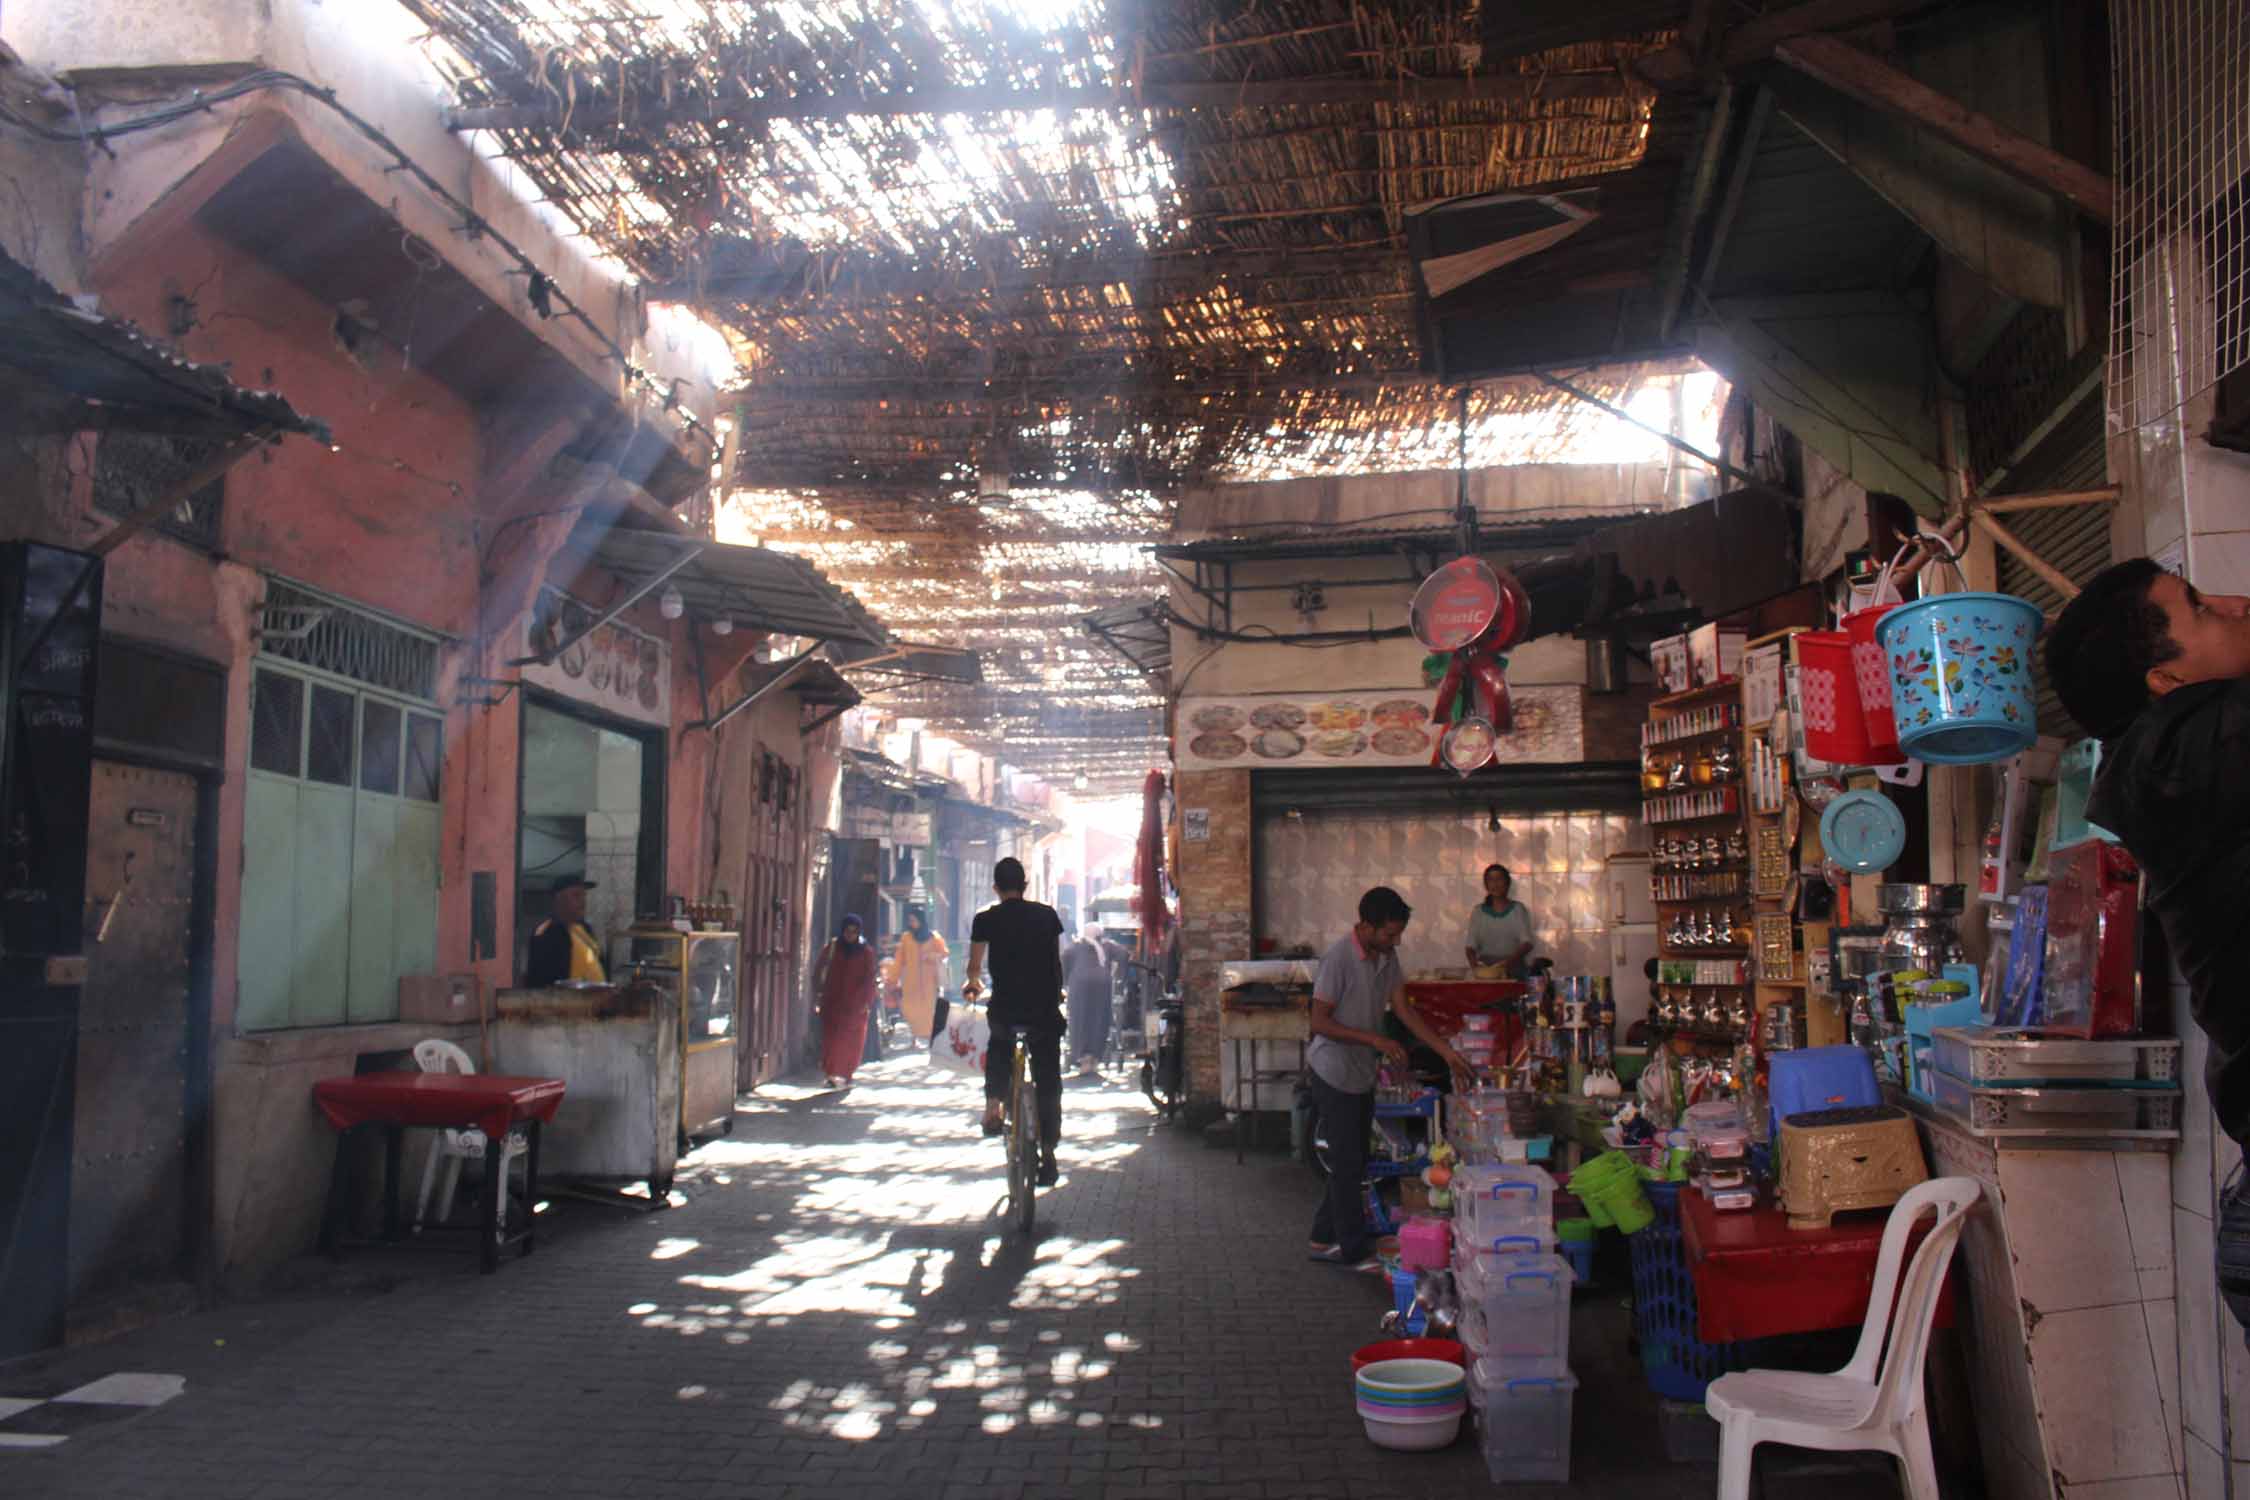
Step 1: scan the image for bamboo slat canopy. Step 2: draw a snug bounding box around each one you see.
[404,0,1682,792]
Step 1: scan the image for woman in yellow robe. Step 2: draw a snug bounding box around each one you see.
[891,905,950,1044]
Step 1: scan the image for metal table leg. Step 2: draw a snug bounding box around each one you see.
[482,1129,505,1275]
[319,1126,354,1260]
[381,1126,404,1242]
[1233,1037,1245,1164]
[520,1120,541,1259]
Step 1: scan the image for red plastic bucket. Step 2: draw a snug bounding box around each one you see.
[1352,1338,1467,1372]
[1842,603,1906,763]
[1798,630,1885,767]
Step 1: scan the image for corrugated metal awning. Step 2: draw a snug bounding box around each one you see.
[564,517,889,648]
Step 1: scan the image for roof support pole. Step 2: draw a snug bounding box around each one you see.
[1535,373,1760,487]
[1970,510,2083,601]
[506,539,705,667]
[88,427,274,558]
[1772,35,2115,223]
[691,643,827,734]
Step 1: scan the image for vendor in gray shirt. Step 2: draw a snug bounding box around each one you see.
[1463,863,1536,979]
[1307,886,1475,1271]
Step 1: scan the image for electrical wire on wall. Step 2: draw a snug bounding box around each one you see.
[0,70,719,455]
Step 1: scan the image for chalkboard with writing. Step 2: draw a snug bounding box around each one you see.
[0,543,101,958]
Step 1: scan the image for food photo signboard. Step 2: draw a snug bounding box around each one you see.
[1175,686,1582,772]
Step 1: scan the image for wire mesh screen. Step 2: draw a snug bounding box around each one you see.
[2108,0,2250,434]
[249,669,302,777]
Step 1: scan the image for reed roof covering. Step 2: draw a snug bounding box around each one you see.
[404,0,1678,792]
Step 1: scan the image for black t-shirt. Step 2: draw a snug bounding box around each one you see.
[2087,678,2250,1143]
[970,898,1065,1025]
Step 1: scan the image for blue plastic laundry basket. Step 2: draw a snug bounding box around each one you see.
[1875,592,2042,764]
[1628,1182,1756,1401]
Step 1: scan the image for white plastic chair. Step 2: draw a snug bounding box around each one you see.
[1704,1175,1980,1500]
[411,1039,528,1231]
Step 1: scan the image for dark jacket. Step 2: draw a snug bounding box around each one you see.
[2086,678,2250,1143]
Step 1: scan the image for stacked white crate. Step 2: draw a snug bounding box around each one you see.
[1452,1165,1576,1483]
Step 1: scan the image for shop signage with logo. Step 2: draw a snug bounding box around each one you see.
[521,585,670,726]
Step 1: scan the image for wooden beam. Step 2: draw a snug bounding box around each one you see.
[1772,35,2114,223]
[447,71,1633,136]
[661,243,1403,304]
[1970,510,2082,599]
[88,427,274,558]
[1972,486,2119,514]
[1656,85,1736,340]
[1636,0,1940,87]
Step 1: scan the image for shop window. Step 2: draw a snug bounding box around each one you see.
[239,660,443,1032]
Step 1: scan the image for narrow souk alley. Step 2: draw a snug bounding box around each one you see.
[3,1050,1901,1500]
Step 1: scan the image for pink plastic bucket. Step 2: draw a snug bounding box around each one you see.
[1842,602,1906,763]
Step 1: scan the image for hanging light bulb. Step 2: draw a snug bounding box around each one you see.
[711,617,734,636]
[659,585,685,621]
[1074,772,1090,791]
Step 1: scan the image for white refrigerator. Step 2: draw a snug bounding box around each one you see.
[1604,852,1659,1035]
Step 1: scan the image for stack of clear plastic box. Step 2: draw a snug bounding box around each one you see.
[1452,1163,1576,1483]
[1685,1099,1754,1210]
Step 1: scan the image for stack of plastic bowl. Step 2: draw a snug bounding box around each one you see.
[1567,1151,1655,1233]
[1355,1357,1469,1451]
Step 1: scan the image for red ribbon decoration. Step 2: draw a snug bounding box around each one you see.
[1411,559,1532,772]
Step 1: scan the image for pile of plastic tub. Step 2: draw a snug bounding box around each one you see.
[1355,1358,1468,1451]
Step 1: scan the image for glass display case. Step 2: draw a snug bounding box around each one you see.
[625,923,739,1137]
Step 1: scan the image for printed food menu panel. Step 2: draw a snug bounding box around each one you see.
[1175,685,1582,772]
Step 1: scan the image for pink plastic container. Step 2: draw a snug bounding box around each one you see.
[1399,1214,1453,1270]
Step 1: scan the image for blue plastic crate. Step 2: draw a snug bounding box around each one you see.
[1390,1267,1428,1335]
[1629,1182,1755,1401]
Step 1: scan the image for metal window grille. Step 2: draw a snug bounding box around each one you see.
[92,431,226,548]
[2108,0,2250,434]
[258,579,441,702]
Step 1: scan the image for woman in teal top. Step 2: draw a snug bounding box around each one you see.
[1464,863,1535,978]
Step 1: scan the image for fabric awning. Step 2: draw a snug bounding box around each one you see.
[568,517,889,648]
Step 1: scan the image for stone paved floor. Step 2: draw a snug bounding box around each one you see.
[3,1052,1911,1499]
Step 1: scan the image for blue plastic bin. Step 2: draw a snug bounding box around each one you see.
[1629,1182,1756,1401]
[1767,1045,1881,1138]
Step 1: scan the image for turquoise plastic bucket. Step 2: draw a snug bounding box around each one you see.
[1874,592,2042,764]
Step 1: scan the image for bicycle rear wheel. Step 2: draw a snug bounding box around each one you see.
[1011,1077,1039,1234]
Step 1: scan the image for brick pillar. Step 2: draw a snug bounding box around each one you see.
[1174,768,1252,1105]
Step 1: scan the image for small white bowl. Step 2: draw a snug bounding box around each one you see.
[1357,1358,1468,1392]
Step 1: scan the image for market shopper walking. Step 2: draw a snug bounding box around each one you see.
[814,914,880,1088]
[2048,558,2250,1343]
[1063,921,1128,1075]
[889,905,949,1044]
[963,858,1067,1185]
[1307,887,1476,1271]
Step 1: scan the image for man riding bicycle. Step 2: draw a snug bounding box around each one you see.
[962,857,1067,1186]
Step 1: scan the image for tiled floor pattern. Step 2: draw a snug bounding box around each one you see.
[0,1374,185,1450]
[3,1054,1912,1498]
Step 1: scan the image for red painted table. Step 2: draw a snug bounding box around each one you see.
[1679,1186,1955,1343]
[313,1073,567,1273]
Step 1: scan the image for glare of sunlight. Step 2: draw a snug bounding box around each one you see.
[650,1237,700,1260]
[626,1302,658,1315]
[678,1385,708,1400]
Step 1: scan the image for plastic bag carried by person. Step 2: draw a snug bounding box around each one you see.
[930,996,989,1076]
